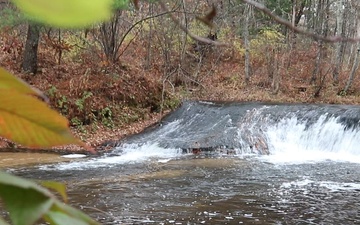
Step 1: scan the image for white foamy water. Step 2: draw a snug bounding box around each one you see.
[61,154,87,158]
[40,111,360,170]
[40,143,181,170]
[281,178,360,192]
[261,115,360,164]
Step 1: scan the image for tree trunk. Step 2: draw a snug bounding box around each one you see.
[22,23,40,74]
[286,0,297,70]
[271,50,280,94]
[145,3,154,69]
[243,4,251,83]
[332,0,345,84]
[99,10,122,63]
[345,3,357,69]
[179,0,188,63]
[343,13,360,94]
[310,0,329,84]
[311,41,323,84]
[294,0,306,26]
[343,46,360,93]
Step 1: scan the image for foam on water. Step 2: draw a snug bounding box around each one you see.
[61,154,87,159]
[261,115,360,164]
[281,178,360,192]
[40,143,181,170]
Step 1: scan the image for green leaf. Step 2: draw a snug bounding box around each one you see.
[0,91,84,148]
[0,181,54,225]
[40,180,68,203]
[0,172,99,225]
[12,0,114,28]
[0,171,53,194]
[45,211,88,225]
[52,202,99,225]
[0,172,54,225]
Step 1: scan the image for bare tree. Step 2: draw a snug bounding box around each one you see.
[98,10,124,63]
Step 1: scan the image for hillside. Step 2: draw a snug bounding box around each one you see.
[1,1,360,151]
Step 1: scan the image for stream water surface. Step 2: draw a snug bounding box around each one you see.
[5,102,360,224]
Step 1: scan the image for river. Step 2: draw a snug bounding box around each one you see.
[6,101,360,224]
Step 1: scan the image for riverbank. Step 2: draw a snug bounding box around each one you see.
[0,110,166,154]
[2,30,360,155]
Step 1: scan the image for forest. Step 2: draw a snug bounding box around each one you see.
[1,0,360,148]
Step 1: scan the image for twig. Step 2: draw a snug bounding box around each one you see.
[115,10,178,61]
[158,1,228,46]
[242,0,360,43]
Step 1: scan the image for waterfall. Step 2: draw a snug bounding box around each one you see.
[41,101,360,170]
[263,115,360,164]
[115,101,360,163]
